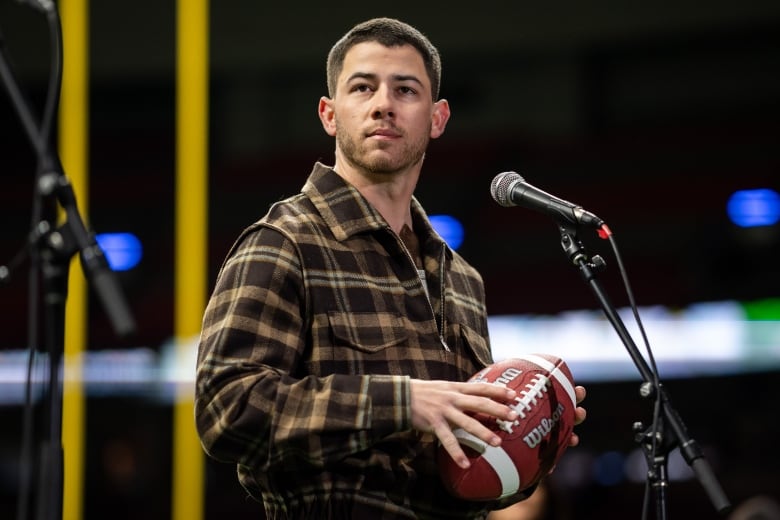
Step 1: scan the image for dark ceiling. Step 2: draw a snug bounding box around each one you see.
[1,2,779,349]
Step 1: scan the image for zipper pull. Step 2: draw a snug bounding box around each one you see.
[440,336,451,352]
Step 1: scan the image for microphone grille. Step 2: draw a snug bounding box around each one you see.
[490,171,523,207]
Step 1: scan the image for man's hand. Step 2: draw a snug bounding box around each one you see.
[409,379,519,469]
[569,385,587,447]
[409,381,588,469]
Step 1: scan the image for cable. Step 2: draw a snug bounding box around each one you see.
[605,232,662,520]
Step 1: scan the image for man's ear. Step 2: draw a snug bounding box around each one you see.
[318,96,337,137]
[430,99,451,139]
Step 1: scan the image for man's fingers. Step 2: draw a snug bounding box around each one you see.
[437,400,512,469]
[409,379,524,470]
[451,382,518,422]
[459,381,517,403]
[436,427,470,469]
[436,413,500,470]
[575,385,586,404]
[574,385,587,426]
[453,393,518,423]
[446,406,503,447]
[574,405,587,426]
[415,380,589,470]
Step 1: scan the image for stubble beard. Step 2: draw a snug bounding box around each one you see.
[336,123,429,176]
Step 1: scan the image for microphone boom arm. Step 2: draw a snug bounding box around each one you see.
[557,222,732,517]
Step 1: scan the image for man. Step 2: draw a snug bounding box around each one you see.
[195,17,586,519]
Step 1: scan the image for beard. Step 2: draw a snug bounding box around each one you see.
[335,122,430,175]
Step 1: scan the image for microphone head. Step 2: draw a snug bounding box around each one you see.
[490,171,524,207]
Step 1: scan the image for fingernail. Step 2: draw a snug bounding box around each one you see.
[489,435,501,446]
[460,458,471,469]
[508,410,518,420]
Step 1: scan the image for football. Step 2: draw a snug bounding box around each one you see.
[438,354,577,501]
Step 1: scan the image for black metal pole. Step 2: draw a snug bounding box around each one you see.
[558,223,732,517]
[2,6,136,519]
[36,244,69,520]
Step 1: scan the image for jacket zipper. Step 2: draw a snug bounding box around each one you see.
[437,245,449,351]
[393,228,450,352]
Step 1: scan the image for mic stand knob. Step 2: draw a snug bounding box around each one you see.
[633,418,672,520]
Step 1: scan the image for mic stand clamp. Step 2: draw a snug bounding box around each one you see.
[39,173,137,337]
[633,382,675,520]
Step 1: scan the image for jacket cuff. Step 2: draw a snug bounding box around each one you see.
[366,374,411,435]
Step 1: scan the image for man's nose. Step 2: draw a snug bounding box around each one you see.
[371,85,395,119]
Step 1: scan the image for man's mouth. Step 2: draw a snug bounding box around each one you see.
[368,127,401,138]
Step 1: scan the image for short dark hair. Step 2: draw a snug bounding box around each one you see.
[326,17,442,100]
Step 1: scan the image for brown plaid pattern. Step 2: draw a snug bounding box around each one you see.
[196,163,517,518]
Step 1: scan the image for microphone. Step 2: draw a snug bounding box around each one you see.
[490,171,604,228]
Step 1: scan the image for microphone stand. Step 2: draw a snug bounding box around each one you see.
[556,222,731,519]
[1,7,136,520]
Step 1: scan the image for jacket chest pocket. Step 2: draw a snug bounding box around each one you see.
[328,311,408,353]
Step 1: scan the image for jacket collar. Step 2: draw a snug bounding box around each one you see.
[302,162,450,262]
[302,162,386,241]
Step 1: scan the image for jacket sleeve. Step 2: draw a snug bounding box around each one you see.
[194,224,411,472]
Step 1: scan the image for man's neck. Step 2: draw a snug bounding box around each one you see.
[332,162,419,234]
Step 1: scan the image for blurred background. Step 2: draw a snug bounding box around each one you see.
[1,1,779,519]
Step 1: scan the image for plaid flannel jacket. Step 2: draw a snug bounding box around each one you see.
[196,163,509,519]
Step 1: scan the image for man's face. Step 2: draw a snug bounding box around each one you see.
[320,41,449,176]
